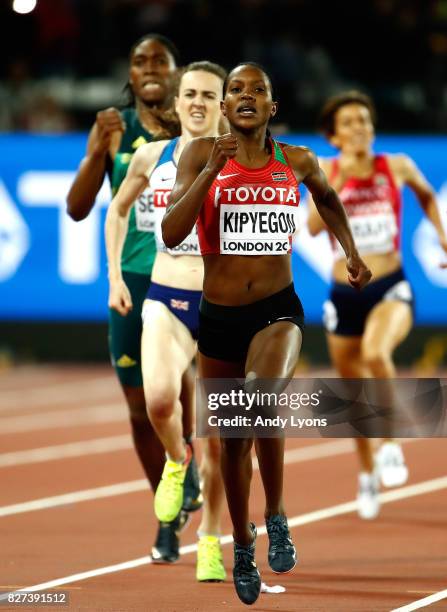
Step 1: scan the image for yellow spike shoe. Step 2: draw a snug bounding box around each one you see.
[154,458,188,523]
[196,535,226,582]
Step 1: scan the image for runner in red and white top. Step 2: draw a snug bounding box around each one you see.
[198,139,300,256]
[307,91,447,521]
[328,154,402,259]
[162,62,371,606]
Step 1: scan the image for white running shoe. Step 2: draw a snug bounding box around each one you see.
[357,472,380,520]
[375,442,409,488]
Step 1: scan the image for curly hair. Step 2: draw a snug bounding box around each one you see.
[318,90,377,137]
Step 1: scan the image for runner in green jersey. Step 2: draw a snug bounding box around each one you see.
[67,34,200,562]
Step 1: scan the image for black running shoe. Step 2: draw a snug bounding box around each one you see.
[151,513,182,564]
[233,523,261,605]
[182,440,203,513]
[266,514,297,573]
[177,509,191,533]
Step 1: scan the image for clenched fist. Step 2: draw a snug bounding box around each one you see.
[108,279,133,316]
[346,252,372,290]
[93,108,126,156]
[205,133,238,174]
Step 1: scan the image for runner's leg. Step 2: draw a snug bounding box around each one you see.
[142,300,196,462]
[197,354,251,544]
[327,334,374,471]
[246,322,301,518]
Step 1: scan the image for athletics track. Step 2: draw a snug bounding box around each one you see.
[1,365,446,611]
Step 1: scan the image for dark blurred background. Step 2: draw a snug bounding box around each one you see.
[1,0,446,371]
[1,0,447,134]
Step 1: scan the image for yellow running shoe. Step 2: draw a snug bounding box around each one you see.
[196,535,226,582]
[154,456,188,523]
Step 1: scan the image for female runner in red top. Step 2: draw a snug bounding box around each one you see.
[162,63,371,605]
[308,91,447,521]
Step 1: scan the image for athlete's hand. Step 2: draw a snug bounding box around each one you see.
[93,108,126,156]
[206,133,238,174]
[346,252,372,290]
[109,279,133,316]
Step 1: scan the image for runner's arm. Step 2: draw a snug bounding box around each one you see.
[290,147,371,289]
[67,108,125,221]
[307,197,327,236]
[105,142,164,286]
[395,154,447,258]
[307,158,330,235]
[162,134,237,247]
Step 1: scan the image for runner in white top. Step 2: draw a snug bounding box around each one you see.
[105,62,227,582]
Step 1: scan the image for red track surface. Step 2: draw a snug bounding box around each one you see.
[1,365,446,612]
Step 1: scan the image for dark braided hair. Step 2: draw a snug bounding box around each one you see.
[130,33,180,65]
[222,61,275,98]
[122,34,180,107]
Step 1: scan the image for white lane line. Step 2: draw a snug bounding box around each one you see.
[1,434,417,470]
[283,439,353,464]
[0,369,334,414]
[0,439,356,517]
[391,588,447,611]
[0,435,352,469]
[0,435,132,467]
[0,404,126,435]
[290,474,447,526]
[1,474,446,600]
[0,376,117,411]
[0,481,148,517]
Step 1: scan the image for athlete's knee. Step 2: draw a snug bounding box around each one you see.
[220,437,253,459]
[362,346,392,374]
[335,360,360,378]
[145,384,178,421]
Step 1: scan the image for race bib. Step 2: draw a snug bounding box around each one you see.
[219,204,298,255]
[135,186,156,232]
[335,211,398,258]
[153,188,201,256]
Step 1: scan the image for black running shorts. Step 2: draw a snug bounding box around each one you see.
[198,283,305,363]
[323,268,414,336]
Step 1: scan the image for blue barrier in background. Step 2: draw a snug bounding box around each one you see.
[1,134,446,323]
